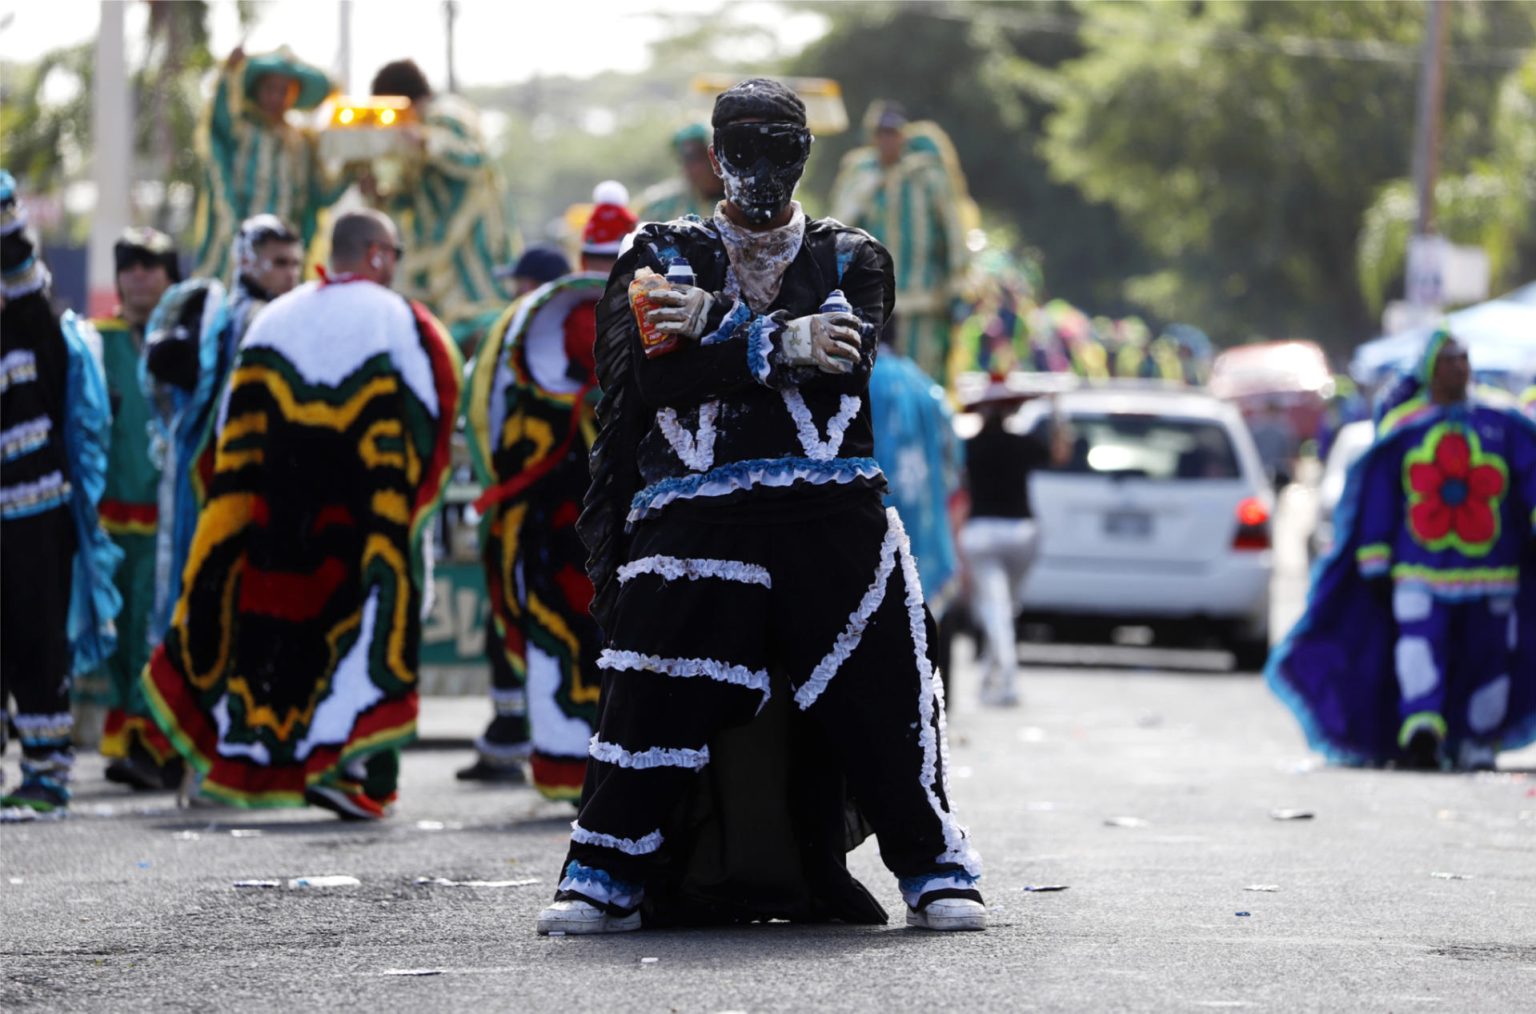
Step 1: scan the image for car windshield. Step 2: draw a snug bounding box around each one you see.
[1042,413,1241,480]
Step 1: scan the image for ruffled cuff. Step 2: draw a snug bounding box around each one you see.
[1356,542,1391,578]
[699,297,751,346]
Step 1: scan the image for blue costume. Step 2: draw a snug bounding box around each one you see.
[1268,331,1536,768]
[868,347,961,609]
[140,278,238,643]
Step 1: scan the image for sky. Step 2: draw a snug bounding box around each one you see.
[0,0,828,93]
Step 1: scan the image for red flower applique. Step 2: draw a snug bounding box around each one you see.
[1404,427,1507,555]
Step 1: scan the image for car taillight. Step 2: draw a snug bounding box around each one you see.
[1233,496,1271,550]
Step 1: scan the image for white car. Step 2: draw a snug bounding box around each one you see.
[1309,419,1376,562]
[998,384,1275,669]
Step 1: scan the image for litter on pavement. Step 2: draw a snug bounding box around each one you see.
[1020,885,1070,892]
[288,875,362,889]
[1104,816,1149,828]
[413,876,541,888]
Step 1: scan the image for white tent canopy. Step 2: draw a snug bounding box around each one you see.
[1351,287,1536,381]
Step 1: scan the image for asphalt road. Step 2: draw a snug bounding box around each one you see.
[4,489,1534,1012]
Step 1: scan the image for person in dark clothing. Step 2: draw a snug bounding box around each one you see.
[536,79,983,936]
[959,384,1069,706]
[1,171,120,813]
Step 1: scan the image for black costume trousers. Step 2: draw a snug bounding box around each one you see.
[564,494,975,890]
[1,507,75,772]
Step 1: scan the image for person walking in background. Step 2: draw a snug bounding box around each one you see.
[363,59,518,350]
[142,210,461,819]
[191,46,343,282]
[636,124,727,223]
[90,227,184,792]
[959,383,1069,707]
[0,172,120,814]
[1269,331,1536,771]
[142,215,305,646]
[458,185,632,792]
[830,101,972,387]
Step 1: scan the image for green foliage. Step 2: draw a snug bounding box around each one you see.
[1041,0,1536,350]
[787,0,1150,315]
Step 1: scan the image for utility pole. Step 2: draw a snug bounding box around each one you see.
[1404,0,1451,311]
[89,0,131,317]
[1411,0,1449,239]
[337,0,353,95]
[445,0,459,94]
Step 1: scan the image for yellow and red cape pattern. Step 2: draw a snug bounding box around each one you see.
[144,298,460,807]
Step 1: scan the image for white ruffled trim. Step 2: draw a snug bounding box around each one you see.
[588,736,710,771]
[570,821,664,856]
[489,687,528,715]
[474,736,532,763]
[598,648,771,707]
[891,507,982,878]
[0,415,52,460]
[782,390,862,461]
[0,349,38,396]
[11,712,73,736]
[794,518,903,710]
[618,555,771,588]
[0,470,70,513]
[656,400,719,472]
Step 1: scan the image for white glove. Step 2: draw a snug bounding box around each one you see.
[644,286,715,341]
[780,312,862,374]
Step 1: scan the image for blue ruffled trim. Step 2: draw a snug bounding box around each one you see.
[747,316,777,384]
[898,871,978,896]
[560,860,642,895]
[628,455,883,521]
[700,299,752,347]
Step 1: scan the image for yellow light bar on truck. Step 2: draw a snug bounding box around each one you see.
[326,96,415,129]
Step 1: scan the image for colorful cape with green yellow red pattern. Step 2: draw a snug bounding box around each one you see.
[144,280,460,807]
[466,273,605,800]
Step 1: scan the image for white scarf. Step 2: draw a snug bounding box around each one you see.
[712,201,806,312]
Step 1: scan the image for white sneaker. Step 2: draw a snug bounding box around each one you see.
[906,896,987,932]
[536,899,642,935]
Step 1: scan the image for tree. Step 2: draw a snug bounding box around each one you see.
[1357,50,1536,314]
[787,0,1151,315]
[1039,0,1536,352]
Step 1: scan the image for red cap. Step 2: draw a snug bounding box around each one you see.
[582,180,637,256]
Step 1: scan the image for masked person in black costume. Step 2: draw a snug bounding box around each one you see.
[536,79,984,936]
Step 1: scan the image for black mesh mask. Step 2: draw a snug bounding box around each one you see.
[712,121,812,226]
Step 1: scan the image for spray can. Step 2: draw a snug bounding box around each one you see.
[819,288,852,316]
[665,256,695,289]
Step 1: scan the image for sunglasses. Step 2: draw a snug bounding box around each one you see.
[714,123,812,170]
[371,240,404,259]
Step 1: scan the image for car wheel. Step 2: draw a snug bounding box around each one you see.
[1229,636,1270,673]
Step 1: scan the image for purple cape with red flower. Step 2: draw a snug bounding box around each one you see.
[1266,399,1536,765]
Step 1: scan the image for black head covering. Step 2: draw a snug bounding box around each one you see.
[114,226,182,284]
[711,78,806,128]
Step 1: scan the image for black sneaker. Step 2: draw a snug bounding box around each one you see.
[1402,728,1442,771]
[105,755,165,791]
[2,779,69,814]
[455,758,528,783]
